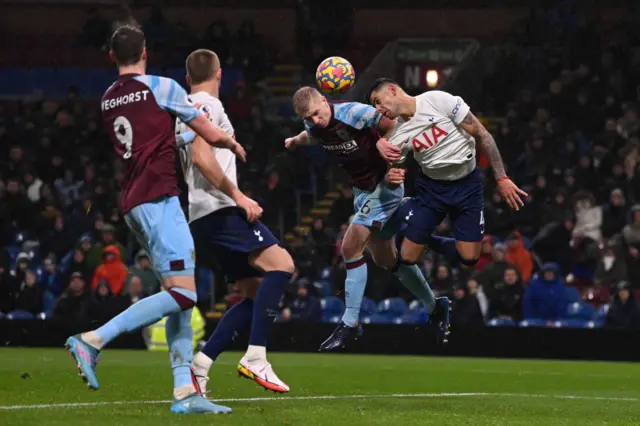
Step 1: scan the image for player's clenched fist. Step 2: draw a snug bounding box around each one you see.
[385,167,405,185]
[284,137,296,150]
[376,138,401,162]
[237,195,263,223]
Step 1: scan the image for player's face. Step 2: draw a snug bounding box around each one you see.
[370,85,401,119]
[304,96,331,127]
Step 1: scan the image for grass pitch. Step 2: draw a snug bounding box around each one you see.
[0,348,639,425]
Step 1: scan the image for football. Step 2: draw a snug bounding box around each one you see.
[315,56,356,94]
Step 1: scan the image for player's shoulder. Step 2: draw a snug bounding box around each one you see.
[332,102,379,130]
[132,74,178,89]
[417,90,453,104]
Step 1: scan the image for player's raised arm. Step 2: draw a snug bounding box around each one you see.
[457,110,528,211]
[284,129,313,150]
[190,135,262,221]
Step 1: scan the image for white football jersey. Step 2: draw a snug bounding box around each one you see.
[176,91,236,222]
[390,90,476,181]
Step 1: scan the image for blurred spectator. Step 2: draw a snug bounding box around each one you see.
[505,232,534,282]
[531,216,574,274]
[627,244,640,286]
[309,218,333,265]
[83,280,129,325]
[41,216,74,260]
[451,281,484,329]
[126,250,160,296]
[51,272,90,322]
[475,235,494,272]
[5,178,32,232]
[601,189,628,239]
[41,255,63,296]
[0,252,19,315]
[225,283,243,309]
[125,275,147,304]
[491,266,525,322]
[86,223,125,275]
[81,8,110,49]
[594,242,628,288]
[12,252,30,283]
[281,279,321,322]
[523,263,568,325]
[622,205,640,246]
[468,278,489,320]
[11,270,43,316]
[64,248,89,290]
[91,245,127,295]
[476,243,510,298]
[606,281,639,330]
[572,191,602,243]
[432,263,455,293]
[329,186,354,228]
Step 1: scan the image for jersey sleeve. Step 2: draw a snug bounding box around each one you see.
[200,98,235,137]
[425,90,470,126]
[134,75,200,123]
[333,102,382,130]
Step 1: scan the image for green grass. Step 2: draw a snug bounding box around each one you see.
[0,348,639,425]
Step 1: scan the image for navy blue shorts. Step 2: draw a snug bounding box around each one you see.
[403,168,485,243]
[189,207,279,282]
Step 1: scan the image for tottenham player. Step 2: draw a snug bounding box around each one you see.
[287,87,446,350]
[367,78,527,277]
[175,49,294,394]
[65,26,245,414]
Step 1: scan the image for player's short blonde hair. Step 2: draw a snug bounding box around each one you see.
[292,86,322,117]
[186,49,220,85]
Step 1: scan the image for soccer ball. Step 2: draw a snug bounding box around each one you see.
[316,56,355,94]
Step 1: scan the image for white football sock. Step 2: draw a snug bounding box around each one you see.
[244,345,267,361]
[192,352,213,375]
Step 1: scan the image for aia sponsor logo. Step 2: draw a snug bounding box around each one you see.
[412,126,449,151]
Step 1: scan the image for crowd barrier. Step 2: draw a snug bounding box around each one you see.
[1,319,638,361]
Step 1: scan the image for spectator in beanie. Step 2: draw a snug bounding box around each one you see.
[594,241,628,288]
[451,282,484,329]
[83,280,128,325]
[12,252,30,283]
[12,270,43,316]
[606,281,639,330]
[622,205,640,247]
[492,266,525,322]
[126,250,160,295]
[91,245,127,295]
[505,231,534,282]
[523,263,568,325]
[86,223,126,276]
[476,243,511,298]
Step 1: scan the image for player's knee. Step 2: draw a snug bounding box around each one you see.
[341,242,365,262]
[168,288,197,310]
[399,250,421,265]
[457,252,479,267]
[277,249,295,274]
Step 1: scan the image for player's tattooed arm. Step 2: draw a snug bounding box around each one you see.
[458,112,507,180]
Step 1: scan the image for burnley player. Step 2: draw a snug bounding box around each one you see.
[65,26,245,414]
[367,78,527,278]
[175,49,294,394]
[287,87,441,351]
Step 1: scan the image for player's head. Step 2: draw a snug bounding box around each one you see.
[185,49,222,87]
[292,86,331,128]
[109,25,147,68]
[366,78,406,119]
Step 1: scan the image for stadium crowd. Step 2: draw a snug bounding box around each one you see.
[1,7,640,331]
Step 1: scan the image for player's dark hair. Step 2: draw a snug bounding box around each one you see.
[186,49,221,85]
[365,78,399,104]
[110,25,145,66]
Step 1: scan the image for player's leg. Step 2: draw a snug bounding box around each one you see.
[368,233,436,315]
[450,171,485,276]
[238,242,294,392]
[192,276,259,394]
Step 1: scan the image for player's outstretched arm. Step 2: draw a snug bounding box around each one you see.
[191,135,262,222]
[189,114,247,162]
[458,112,528,210]
[285,130,312,149]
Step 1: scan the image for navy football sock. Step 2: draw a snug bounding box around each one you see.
[249,271,291,347]
[202,299,253,361]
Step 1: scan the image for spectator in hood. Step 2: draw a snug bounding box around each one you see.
[606,281,639,330]
[491,266,525,322]
[12,270,43,316]
[51,272,90,322]
[523,263,568,325]
[91,245,127,295]
[622,205,640,247]
[475,235,494,273]
[126,250,160,295]
[505,231,534,282]
[86,223,126,276]
[476,243,510,299]
[451,281,484,329]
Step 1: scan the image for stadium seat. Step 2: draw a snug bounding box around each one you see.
[595,304,609,320]
[320,296,345,316]
[585,320,604,329]
[487,318,517,327]
[399,308,430,325]
[408,300,423,311]
[367,314,393,324]
[519,319,547,327]
[565,302,596,320]
[320,267,332,281]
[377,298,407,318]
[321,312,341,324]
[565,287,581,303]
[360,297,378,317]
[554,319,588,328]
[314,280,332,298]
[7,310,35,320]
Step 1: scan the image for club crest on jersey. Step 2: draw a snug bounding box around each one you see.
[195,103,211,119]
[335,129,351,140]
[324,140,358,154]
